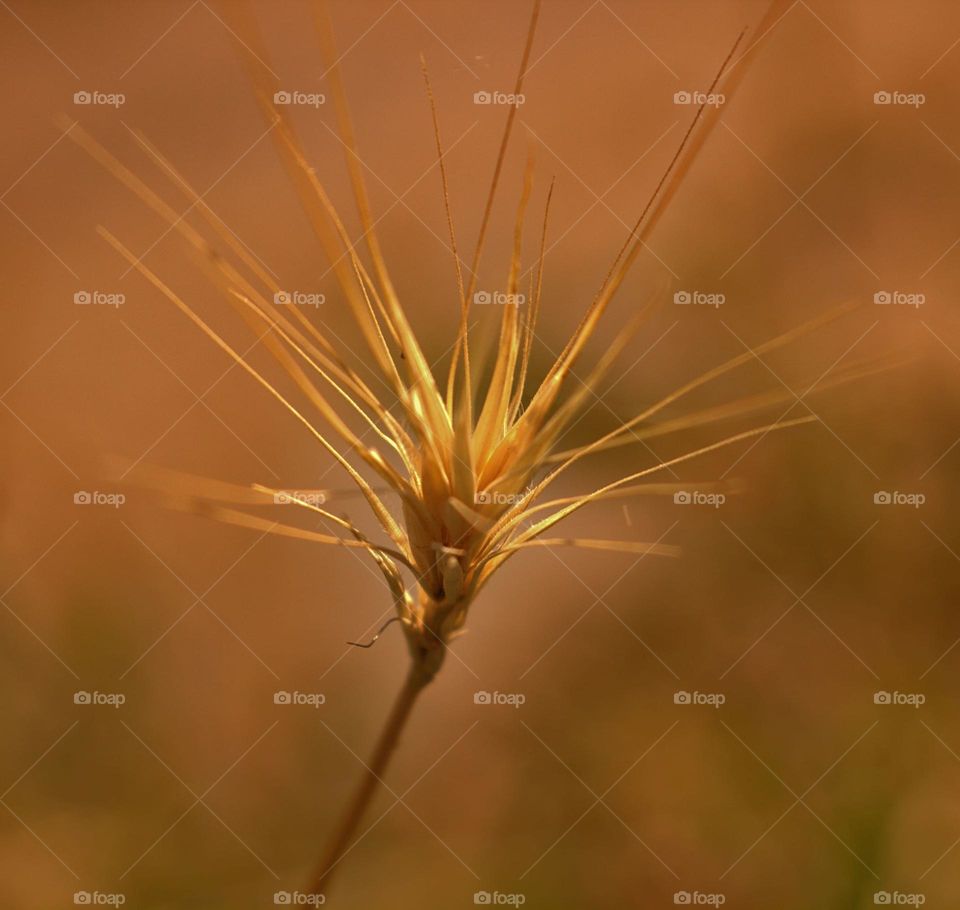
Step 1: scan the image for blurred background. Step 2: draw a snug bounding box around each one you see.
[1,0,959,907]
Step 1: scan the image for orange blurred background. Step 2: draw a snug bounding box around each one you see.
[2,1,960,907]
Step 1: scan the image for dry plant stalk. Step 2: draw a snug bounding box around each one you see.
[67,0,892,898]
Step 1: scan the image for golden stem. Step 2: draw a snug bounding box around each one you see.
[306,655,436,898]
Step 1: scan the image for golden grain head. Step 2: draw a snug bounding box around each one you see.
[73,0,887,673]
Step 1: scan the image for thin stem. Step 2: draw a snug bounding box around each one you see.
[306,658,432,897]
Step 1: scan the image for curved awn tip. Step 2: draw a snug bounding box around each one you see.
[347,616,402,649]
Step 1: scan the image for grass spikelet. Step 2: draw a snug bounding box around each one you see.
[72,0,887,899]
